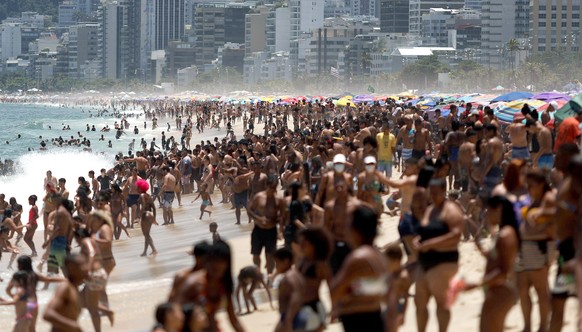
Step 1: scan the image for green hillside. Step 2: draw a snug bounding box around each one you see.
[0,0,59,21]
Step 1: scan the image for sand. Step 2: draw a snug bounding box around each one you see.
[0,117,579,332]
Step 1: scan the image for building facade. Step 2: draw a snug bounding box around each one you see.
[409,0,464,35]
[530,0,581,52]
[380,0,409,33]
[154,0,185,50]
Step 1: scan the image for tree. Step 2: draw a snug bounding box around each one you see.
[399,54,450,90]
[506,39,521,72]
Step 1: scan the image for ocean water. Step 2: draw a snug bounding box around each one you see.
[0,103,156,213]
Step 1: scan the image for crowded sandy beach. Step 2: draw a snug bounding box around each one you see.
[0,90,581,332]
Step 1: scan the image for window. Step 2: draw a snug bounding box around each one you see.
[538,46,546,51]
[539,21,546,26]
[573,22,580,27]
[551,22,556,27]
[551,14,556,19]
[539,13,546,18]
[573,14,580,19]
[562,22,567,27]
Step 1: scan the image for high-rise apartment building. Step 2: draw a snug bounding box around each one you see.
[481,0,529,68]
[409,0,464,35]
[266,5,291,53]
[350,0,377,17]
[194,3,252,66]
[245,6,270,55]
[0,24,22,60]
[154,0,185,50]
[464,0,482,10]
[530,0,581,52]
[68,23,100,79]
[380,0,409,33]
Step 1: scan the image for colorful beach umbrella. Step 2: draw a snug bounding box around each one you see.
[555,94,582,123]
[491,91,534,103]
[493,99,546,123]
[532,92,571,102]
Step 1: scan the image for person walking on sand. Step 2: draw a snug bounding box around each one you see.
[137,179,158,257]
[43,253,88,332]
[24,195,38,257]
[462,195,519,332]
[160,166,176,225]
[192,183,212,220]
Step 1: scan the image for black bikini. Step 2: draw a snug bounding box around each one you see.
[417,218,459,271]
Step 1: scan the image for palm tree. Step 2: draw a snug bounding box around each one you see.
[506,39,521,72]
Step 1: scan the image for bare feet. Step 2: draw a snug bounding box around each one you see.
[140,253,147,257]
[150,251,158,256]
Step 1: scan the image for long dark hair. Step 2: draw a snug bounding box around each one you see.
[16,255,38,291]
[208,240,234,296]
[487,195,521,245]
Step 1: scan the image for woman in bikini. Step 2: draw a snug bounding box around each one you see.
[137,179,158,257]
[463,195,520,331]
[177,241,244,332]
[330,204,388,332]
[23,195,38,257]
[0,271,37,332]
[297,227,333,332]
[357,156,387,215]
[110,184,130,240]
[202,156,215,195]
[74,227,114,332]
[6,256,64,332]
[192,183,212,220]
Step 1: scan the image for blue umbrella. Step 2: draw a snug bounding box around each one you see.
[491,91,534,103]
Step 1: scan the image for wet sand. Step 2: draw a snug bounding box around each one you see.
[0,120,579,331]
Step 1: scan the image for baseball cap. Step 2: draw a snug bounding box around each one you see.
[333,154,346,164]
[549,101,558,110]
[364,156,377,164]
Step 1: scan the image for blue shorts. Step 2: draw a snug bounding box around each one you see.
[538,154,554,171]
[377,160,393,178]
[512,146,530,160]
[162,192,175,208]
[398,212,418,237]
[233,190,248,209]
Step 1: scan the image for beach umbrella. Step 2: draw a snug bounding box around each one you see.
[353,94,375,104]
[532,92,571,102]
[491,91,534,103]
[493,99,546,123]
[555,94,582,123]
[537,99,569,113]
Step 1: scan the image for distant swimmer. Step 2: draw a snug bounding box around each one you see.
[40,141,47,151]
[17,134,21,139]
[5,141,8,144]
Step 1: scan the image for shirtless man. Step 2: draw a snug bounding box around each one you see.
[123,168,141,228]
[44,171,58,192]
[458,130,477,205]
[58,178,70,200]
[315,154,353,206]
[274,247,305,332]
[168,241,209,302]
[443,120,465,190]
[549,154,582,332]
[88,171,99,199]
[507,112,530,160]
[324,179,358,275]
[248,159,267,202]
[247,175,286,275]
[124,151,150,180]
[412,118,432,160]
[43,198,74,277]
[160,166,176,225]
[527,118,554,171]
[231,164,254,225]
[43,253,88,332]
[396,116,415,162]
[479,125,505,200]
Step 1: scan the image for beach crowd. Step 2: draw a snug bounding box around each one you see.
[0,95,581,332]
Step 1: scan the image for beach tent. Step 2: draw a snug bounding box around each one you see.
[555,94,582,123]
[492,85,505,91]
[493,99,546,123]
[532,92,571,102]
[537,99,569,113]
[491,91,534,103]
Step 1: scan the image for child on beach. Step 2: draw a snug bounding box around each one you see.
[0,271,36,332]
[192,183,212,220]
[209,222,220,244]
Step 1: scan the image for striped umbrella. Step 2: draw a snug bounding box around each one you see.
[493,99,546,123]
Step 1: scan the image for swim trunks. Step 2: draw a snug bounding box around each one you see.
[47,236,67,274]
[233,190,248,209]
[126,194,140,207]
[402,148,413,161]
[330,241,352,275]
[512,146,530,160]
[162,192,175,208]
[538,154,554,171]
[412,149,425,159]
[250,227,277,256]
[86,268,108,291]
[137,170,147,179]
